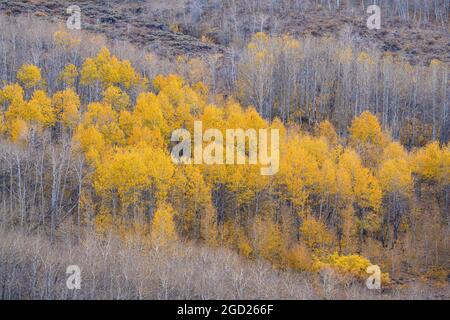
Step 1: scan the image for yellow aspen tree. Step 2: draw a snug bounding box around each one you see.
[58,64,78,87]
[413,142,448,184]
[201,105,225,132]
[349,111,383,145]
[0,113,6,136]
[284,243,313,272]
[151,202,178,246]
[172,165,214,239]
[224,164,268,212]
[278,136,319,208]
[300,216,334,253]
[133,92,167,133]
[16,64,41,89]
[102,86,130,111]
[1,83,25,104]
[127,126,165,149]
[338,148,382,250]
[9,118,29,143]
[73,126,107,165]
[83,102,117,128]
[118,110,134,137]
[317,159,338,219]
[80,57,100,86]
[27,90,55,127]
[117,59,140,90]
[382,141,408,161]
[349,111,388,167]
[298,135,330,166]
[94,148,149,210]
[52,88,80,127]
[4,95,30,123]
[153,74,185,103]
[316,120,338,145]
[80,102,125,146]
[314,252,390,284]
[200,204,218,246]
[378,155,412,246]
[141,146,175,201]
[379,158,412,196]
[253,216,284,266]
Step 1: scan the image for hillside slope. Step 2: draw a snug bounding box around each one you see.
[0,0,448,64]
[0,0,226,58]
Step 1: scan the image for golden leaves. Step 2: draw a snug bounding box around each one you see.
[80,47,142,89]
[413,142,449,185]
[58,64,78,87]
[151,203,178,246]
[16,64,41,89]
[52,88,80,127]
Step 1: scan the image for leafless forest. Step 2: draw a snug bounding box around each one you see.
[0,1,448,300]
[1,227,447,300]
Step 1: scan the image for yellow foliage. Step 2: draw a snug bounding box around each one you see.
[94,213,114,236]
[298,135,330,165]
[350,111,384,146]
[83,102,116,128]
[339,148,382,211]
[103,86,130,111]
[0,114,5,136]
[118,110,134,137]
[74,126,106,164]
[1,83,24,104]
[318,159,338,196]
[27,90,55,126]
[10,118,28,143]
[378,158,412,196]
[200,206,218,246]
[52,88,80,127]
[58,64,78,87]
[237,233,253,258]
[80,58,99,86]
[173,165,214,238]
[224,164,269,206]
[220,222,252,257]
[2,46,447,280]
[140,147,175,202]
[5,93,34,123]
[317,120,338,145]
[413,142,449,185]
[80,47,141,89]
[254,216,284,265]
[127,126,164,149]
[382,141,408,161]
[313,252,390,284]
[300,216,334,251]
[16,64,41,89]
[53,30,81,49]
[133,92,166,132]
[93,145,174,206]
[151,203,178,246]
[285,244,313,271]
[278,135,320,206]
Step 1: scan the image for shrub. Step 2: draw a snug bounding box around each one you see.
[313,252,390,284]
